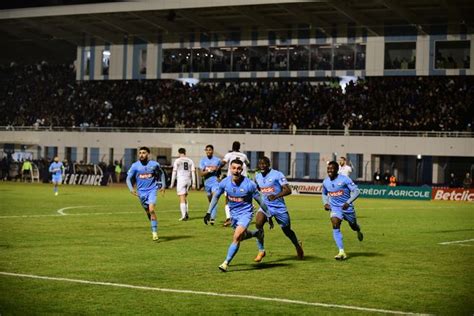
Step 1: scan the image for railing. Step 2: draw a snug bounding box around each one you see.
[1,126,473,138]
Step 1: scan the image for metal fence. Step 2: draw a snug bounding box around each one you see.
[1,126,472,138]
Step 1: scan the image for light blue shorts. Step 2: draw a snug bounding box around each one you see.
[330,207,357,224]
[258,207,291,228]
[231,212,253,229]
[139,190,157,211]
[52,175,62,184]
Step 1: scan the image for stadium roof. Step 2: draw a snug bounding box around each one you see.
[1,0,473,62]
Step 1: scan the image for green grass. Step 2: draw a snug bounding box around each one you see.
[0,182,473,315]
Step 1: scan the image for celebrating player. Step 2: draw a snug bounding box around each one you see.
[254,157,304,262]
[48,156,64,196]
[199,145,221,225]
[220,141,250,226]
[126,147,166,241]
[322,161,364,260]
[205,159,269,272]
[169,148,196,221]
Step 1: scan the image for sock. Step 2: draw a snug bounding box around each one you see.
[210,202,218,219]
[225,242,240,264]
[255,229,265,252]
[333,228,344,250]
[282,226,300,248]
[185,202,189,216]
[54,186,58,193]
[180,203,186,218]
[225,204,230,219]
[151,220,157,233]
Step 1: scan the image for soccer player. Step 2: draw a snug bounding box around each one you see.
[204,159,269,272]
[338,157,352,177]
[169,148,196,221]
[254,157,304,262]
[126,147,166,241]
[220,141,250,226]
[199,145,221,225]
[48,156,64,196]
[322,161,364,260]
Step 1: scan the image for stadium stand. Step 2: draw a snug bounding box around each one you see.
[1,62,473,132]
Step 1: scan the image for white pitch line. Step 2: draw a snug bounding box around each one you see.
[0,271,430,315]
[438,239,474,245]
[57,206,95,215]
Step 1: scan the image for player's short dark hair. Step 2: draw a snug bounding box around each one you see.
[205,144,214,150]
[230,159,243,166]
[178,148,186,154]
[139,147,150,153]
[340,157,346,161]
[232,141,240,151]
[259,156,271,165]
[328,161,339,171]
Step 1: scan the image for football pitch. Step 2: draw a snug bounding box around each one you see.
[0,182,473,315]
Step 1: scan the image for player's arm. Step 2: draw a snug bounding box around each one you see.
[344,179,360,210]
[191,161,196,189]
[268,175,292,201]
[158,166,166,191]
[126,167,137,196]
[253,190,274,229]
[204,184,225,224]
[322,185,330,211]
[169,161,178,189]
[48,164,54,173]
[198,160,209,177]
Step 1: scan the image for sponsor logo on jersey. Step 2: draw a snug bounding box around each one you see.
[228,196,244,202]
[328,190,344,197]
[138,173,153,179]
[261,187,275,193]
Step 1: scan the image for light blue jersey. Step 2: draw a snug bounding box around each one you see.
[127,160,165,210]
[199,156,221,193]
[255,169,292,227]
[126,160,165,194]
[322,174,360,222]
[255,169,288,211]
[49,161,63,184]
[49,162,64,177]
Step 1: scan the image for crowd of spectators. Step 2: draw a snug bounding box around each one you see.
[1,62,473,131]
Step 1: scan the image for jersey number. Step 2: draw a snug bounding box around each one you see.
[184,162,189,170]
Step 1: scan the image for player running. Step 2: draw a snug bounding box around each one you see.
[48,156,64,196]
[199,145,221,225]
[126,147,166,241]
[254,157,304,262]
[169,148,196,221]
[322,161,364,260]
[220,141,250,226]
[205,159,270,272]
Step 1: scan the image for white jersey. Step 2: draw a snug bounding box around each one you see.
[172,157,196,181]
[338,165,353,177]
[223,151,249,177]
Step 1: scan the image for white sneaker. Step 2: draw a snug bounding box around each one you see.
[55,192,58,196]
[152,232,159,241]
[335,250,347,260]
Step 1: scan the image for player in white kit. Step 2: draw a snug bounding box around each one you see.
[338,157,353,177]
[220,141,250,226]
[169,148,196,221]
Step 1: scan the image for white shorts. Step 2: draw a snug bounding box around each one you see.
[176,179,191,195]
